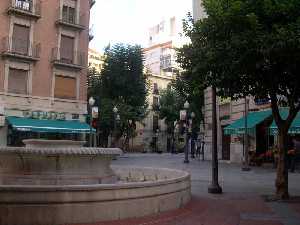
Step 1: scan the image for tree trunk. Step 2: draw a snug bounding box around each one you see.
[275,128,289,199]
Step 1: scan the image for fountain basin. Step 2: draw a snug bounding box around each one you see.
[0,142,123,185]
[0,140,191,225]
[0,166,191,225]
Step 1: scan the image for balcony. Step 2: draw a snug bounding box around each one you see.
[7,0,41,19]
[89,28,94,41]
[56,8,85,31]
[160,54,175,71]
[90,0,96,8]
[1,37,40,61]
[51,47,86,70]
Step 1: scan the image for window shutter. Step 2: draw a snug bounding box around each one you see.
[54,75,76,99]
[60,35,74,63]
[12,24,30,55]
[8,68,28,95]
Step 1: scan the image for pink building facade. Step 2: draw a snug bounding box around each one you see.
[0,0,94,146]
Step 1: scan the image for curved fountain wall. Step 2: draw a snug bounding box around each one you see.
[0,140,191,225]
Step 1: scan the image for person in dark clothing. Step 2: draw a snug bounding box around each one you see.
[290,138,300,172]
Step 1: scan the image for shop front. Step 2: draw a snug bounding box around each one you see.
[224,108,300,165]
[268,109,300,169]
[3,111,95,147]
[224,110,273,163]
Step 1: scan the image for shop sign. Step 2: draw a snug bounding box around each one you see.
[0,116,5,126]
[92,107,98,118]
[180,110,187,121]
[219,97,231,105]
[254,98,271,105]
[23,111,66,120]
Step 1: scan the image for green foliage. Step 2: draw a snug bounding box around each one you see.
[171,68,204,127]
[87,44,149,140]
[158,86,185,125]
[178,0,300,126]
[179,0,300,198]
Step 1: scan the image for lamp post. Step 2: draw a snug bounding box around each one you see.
[88,97,95,147]
[208,87,222,194]
[242,97,251,171]
[183,100,190,163]
[190,112,196,158]
[128,119,133,151]
[112,106,118,147]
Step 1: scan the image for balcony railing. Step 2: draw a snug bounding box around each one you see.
[2,37,40,61]
[160,54,174,70]
[56,8,85,30]
[8,0,41,19]
[51,47,86,69]
[89,28,94,41]
[90,0,96,8]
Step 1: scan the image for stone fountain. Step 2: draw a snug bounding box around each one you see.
[0,139,191,225]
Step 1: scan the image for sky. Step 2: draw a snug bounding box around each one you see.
[89,0,192,53]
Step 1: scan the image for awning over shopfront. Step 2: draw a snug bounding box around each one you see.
[6,117,95,133]
[269,109,300,135]
[224,110,272,135]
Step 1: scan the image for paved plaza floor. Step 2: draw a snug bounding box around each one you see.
[72,153,300,225]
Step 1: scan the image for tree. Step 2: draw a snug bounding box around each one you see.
[178,0,300,199]
[157,85,185,133]
[171,68,204,129]
[88,44,149,148]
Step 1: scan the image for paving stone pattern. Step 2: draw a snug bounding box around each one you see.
[68,153,300,225]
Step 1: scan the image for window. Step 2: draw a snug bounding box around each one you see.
[170,17,176,36]
[8,68,28,95]
[54,75,76,99]
[15,0,32,11]
[62,5,76,24]
[60,35,74,64]
[153,83,159,94]
[153,115,159,132]
[12,24,30,55]
[153,96,159,106]
[72,114,79,120]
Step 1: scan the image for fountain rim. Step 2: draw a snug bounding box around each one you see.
[0,146,123,155]
[0,166,190,191]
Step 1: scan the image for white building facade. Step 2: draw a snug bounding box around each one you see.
[133,17,186,152]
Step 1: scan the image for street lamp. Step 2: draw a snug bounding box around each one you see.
[183,100,190,163]
[242,97,251,171]
[127,119,133,152]
[208,86,222,194]
[184,101,190,110]
[88,97,95,147]
[112,106,118,147]
[190,112,196,158]
[155,128,159,153]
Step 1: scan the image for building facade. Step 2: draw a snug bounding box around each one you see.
[0,0,94,146]
[88,48,104,73]
[133,17,185,152]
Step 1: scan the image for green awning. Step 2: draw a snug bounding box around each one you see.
[269,109,300,135]
[224,110,272,135]
[7,117,95,134]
